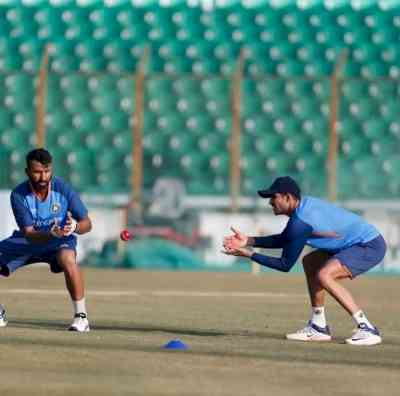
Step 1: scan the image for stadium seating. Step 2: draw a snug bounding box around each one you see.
[0,1,399,199]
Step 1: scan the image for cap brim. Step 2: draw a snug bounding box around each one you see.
[258,189,275,198]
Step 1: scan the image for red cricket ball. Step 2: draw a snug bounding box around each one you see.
[120,229,132,241]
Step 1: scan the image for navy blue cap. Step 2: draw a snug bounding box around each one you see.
[258,176,301,199]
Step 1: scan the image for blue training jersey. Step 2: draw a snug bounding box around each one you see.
[10,176,88,245]
[251,196,380,273]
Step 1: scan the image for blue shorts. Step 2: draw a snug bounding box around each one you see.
[328,235,386,278]
[0,233,77,277]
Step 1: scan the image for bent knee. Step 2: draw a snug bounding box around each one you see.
[317,259,344,285]
[57,250,78,271]
[316,268,331,286]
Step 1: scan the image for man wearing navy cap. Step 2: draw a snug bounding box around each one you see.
[223,176,386,346]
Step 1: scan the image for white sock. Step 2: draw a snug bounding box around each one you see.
[72,298,87,315]
[311,306,327,328]
[352,310,373,328]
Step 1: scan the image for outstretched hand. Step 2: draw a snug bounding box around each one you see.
[221,245,253,258]
[50,212,78,238]
[62,211,78,236]
[223,227,248,251]
[222,227,254,257]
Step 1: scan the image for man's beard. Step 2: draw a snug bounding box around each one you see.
[30,178,50,190]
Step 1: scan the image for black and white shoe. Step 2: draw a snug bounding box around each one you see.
[68,313,90,332]
[345,323,382,346]
[286,321,332,341]
[0,304,7,327]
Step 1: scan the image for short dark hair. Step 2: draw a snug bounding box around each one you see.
[26,148,53,168]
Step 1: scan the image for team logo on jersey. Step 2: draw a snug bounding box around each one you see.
[51,203,61,213]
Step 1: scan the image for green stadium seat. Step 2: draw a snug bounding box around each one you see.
[80,57,107,73]
[368,81,397,99]
[253,134,283,155]
[164,57,193,74]
[273,116,302,136]
[156,113,185,132]
[209,153,229,176]
[0,54,22,71]
[51,55,80,72]
[361,62,389,78]
[92,92,120,114]
[341,60,362,78]
[201,78,229,97]
[243,116,273,135]
[198,133,225,155]
[186,114,214,133]
[180,153,209,178]
[362,118,387,139]
[337,117,362,139]
[302,115,329,137]
[266,153,295,173]
[381,99,400,122]
[101,112,129,132]
[276,60,304,77]
[14,110,35,131]
[291,97,321,120]
[143,132,168,155]
[192,59,220,75]
[168,134,197,155]
[283,135,313,156]
[370,136,398,157]
[0,128,29,149]
[341,135,370,159]
[72,112,100,131]
[64,93,91,114]
[46,111,72,131]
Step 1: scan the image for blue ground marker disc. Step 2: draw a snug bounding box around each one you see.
[163,339,188,350]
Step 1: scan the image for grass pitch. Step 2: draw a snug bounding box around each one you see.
[0,267,399,396]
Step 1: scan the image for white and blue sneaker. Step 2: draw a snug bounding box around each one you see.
[345,323,382,346]
[286,321,332,341]
[0,304,8,327]
[68,313,90,332]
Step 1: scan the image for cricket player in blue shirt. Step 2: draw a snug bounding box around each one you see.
[223,176,386,346]
[0,148,92,332]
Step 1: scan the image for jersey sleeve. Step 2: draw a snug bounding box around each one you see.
[68,190,88,220]
[253,234,285,248]
[10,191,34,230]
[58,180,88,221]
[250,216,313,272]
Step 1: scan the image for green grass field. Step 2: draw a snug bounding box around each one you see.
[0,267,399,396]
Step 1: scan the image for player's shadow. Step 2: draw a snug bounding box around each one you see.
[11,318,285,339]
[11,318,227,337]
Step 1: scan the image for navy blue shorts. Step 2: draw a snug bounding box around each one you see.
[0,234,77,277]
[328,235,386,278]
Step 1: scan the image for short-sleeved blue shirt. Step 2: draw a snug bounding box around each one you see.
[10,176,88,247]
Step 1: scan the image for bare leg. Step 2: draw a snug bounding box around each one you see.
[57,249,84,301]
[317,259,359,315]
[302,250,332,307]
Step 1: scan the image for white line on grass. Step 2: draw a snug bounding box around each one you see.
[1,289,305,298]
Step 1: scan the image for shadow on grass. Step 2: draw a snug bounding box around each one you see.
[3,331,400,371]
[6,318,400,370]
[11,318,226,337]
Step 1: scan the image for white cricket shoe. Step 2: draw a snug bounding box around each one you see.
[286,321,332,341]
[68,313,90,332]
[0,304,7,327]
[345,323,382,346]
